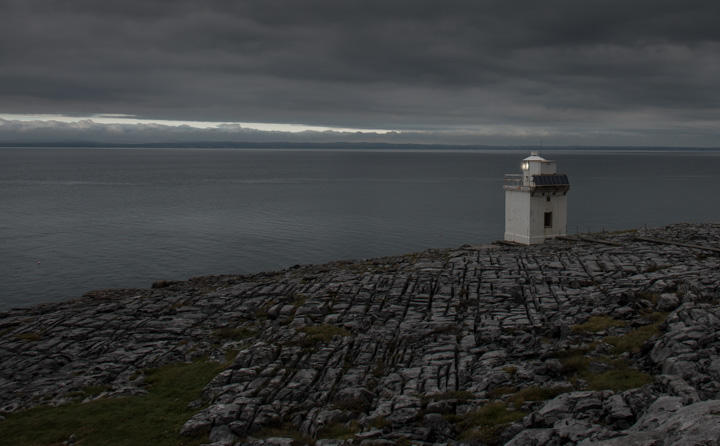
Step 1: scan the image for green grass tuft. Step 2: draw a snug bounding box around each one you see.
[572,316,627,333]
[587,368,654,391]
[488,386,518,399]
[461,402,526,427]
[14,332,43,342]
[370,415,391,430]
[317,420,360,440]
[605,314,667,355]
[0,357,230,446]
[289,324,351,349]
[211,327,257,341]
[635,292,660,304]
[558,350,654,392]
[456,402,526,444]
[507,386,573,410]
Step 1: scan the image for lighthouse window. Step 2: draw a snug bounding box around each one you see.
[546,197,551,202]
[544,212,553,228]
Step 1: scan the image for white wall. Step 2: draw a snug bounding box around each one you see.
[505,190,531,244]
[505,190,567,245]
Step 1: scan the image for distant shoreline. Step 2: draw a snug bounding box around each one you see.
[2,141,720,151]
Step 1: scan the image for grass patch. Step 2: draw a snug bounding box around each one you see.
[572,316,626,333]
[332,397,371,413]
[456,402,526,444]
[211,327,257,341]
[317,420,360,440]
[557,349,595,375]
[168,300,191,310]
[507,386,572,410]
[0,358,230,446]
[370,415,391,430]
[586,368,654,392]
[289,324,351,349]
[558,350,653,392]
[372,359,387,378]
[488,386,518,399]
[14,332,43,342]
[609,229,638,235]
[605,315,667,355]
[635,292,660,305]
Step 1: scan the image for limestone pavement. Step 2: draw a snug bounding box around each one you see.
[2,223,720,445]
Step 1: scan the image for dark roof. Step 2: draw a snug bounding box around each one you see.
[533,174,569,186]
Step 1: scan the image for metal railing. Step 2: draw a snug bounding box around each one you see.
[504,174,523,187]
[504,174,536,190]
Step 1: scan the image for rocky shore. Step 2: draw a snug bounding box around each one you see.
[2,223,720,445]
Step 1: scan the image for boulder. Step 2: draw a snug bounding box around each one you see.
[656,293,681,312]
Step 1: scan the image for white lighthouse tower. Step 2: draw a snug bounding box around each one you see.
[504,152,570,245]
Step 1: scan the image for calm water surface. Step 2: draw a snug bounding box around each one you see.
[1,147,719,309]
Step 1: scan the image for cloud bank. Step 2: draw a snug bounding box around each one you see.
[1,1,720,146]
[2,117,715,147]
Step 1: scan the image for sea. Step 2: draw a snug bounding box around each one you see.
[2,147,719,310]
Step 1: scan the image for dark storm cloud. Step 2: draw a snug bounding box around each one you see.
[1,0,720,144]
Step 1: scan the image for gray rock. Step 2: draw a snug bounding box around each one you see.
[386,407,418,427]
[554,418,610,443]
[316,440,350,446]
[259,438,297,446]
[656,293,681,312]
[426,399,454,414]
[421,413,458,441]
[602,394,634,429]
[208,425,239,444]
[591,399,720,445]
[506,428,554,446]
[629,396,683,432]
[534,391,597,426]
[657,375,701,404]
[358,440,395,446]
[180,416,212,437]
[354,429,383,440]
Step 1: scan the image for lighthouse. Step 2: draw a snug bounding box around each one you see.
[503,152,570,245]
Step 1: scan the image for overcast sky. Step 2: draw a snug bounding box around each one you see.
[2,0,720,146]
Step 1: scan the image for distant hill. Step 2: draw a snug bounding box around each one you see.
[1,141,718,151]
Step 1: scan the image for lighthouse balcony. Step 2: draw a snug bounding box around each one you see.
[503,174,533,191]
